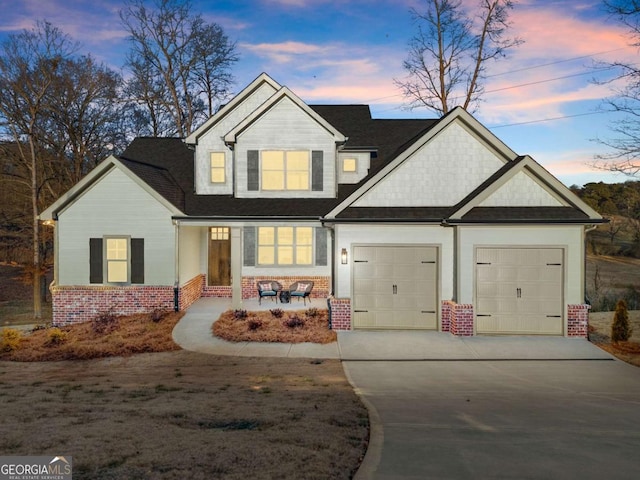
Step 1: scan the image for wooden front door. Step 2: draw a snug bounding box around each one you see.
[208,227,231,286]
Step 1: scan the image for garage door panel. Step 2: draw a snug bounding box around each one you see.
[476,247,563,335]
[353,245,438,330]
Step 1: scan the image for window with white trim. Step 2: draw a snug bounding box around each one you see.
[342,158,357,172]
[106,237,128,282]
[258,226,313,265]
[261,151,309,190]
[210,152,225,183]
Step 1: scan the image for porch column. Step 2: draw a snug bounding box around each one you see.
[231,227,242,308]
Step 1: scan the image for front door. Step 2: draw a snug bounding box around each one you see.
[208,227,231,286]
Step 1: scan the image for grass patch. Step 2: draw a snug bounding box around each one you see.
[213,308,336,344]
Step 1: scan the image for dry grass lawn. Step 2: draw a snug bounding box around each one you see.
[0,351,368,479]
[0,265,369,479]
[213,308,337,344]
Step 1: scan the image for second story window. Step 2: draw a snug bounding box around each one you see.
[210,152,225,183]
[262,151,309,190]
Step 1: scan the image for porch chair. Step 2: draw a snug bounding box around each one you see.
[257,280,282,305]
[288,281,314,306]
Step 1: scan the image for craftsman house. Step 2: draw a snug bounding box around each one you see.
[40,73,604,336]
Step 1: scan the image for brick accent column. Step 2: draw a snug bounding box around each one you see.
[449,302,474,337]
[441,300,452,332]
[328,297,351,330]
[567,304,590,338]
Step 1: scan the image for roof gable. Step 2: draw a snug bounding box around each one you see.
[40,155,183,220]
[185,73,281,144]
[224,86,346,144]
[449,155,602,221]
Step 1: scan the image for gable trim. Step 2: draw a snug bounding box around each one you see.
[449,155,602,220]
[325,107,517,219]
[40,156,183,221]
[223,87,347,144]
[185,73,282,145]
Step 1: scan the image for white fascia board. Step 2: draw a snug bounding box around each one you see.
[223,86,346,144]
[185,73,282,145]
[325,107,517,219]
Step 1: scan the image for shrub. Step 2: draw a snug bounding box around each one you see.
[47,327,67,345]
[233,309,248,320]
[92,309,119,334]
[305,307,319,318]
[611,299,632,343]
[150,307,169,323]
[283,315,305,329]
[269,308,284,318]
[247,319,262,331]
[1,328,22,352]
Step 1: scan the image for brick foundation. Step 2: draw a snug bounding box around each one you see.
[241,276,330,300]
[178,275,205,310]
[567,304,590,338]
[51,284,175,325]
[202,285,232,298]
[441,301,452,332]
[328,297,351,330]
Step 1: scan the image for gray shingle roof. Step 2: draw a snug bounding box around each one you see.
[116,105,594,223]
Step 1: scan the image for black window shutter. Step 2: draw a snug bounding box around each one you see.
[243,227,256,266]
[89,238,103,283]
[312,150,323,191]
[131,238,144,284]
[247,150,259,191]
[315,227,327,266]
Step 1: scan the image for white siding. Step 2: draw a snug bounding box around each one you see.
[353,122,505,207]
[235,98,337,198]
[457,225,584,307]
[57,168,176,285]
[334,224,454,301]
[178,225,203,284]
[194,82,278,195]
[337,152,370,184]
[480,171,565,207]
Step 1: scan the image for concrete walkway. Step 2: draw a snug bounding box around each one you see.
[172,297,611,361]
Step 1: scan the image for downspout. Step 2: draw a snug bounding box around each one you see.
[322,219,335,329]
[173,220,180,311]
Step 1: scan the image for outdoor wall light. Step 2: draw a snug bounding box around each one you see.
[341,248,348,264]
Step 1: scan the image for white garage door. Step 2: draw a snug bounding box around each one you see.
[475,247,564,335]
[352,245,438,329]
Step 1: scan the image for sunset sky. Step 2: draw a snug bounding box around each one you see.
[1,0,638,187]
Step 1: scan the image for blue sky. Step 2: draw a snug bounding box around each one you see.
[1,0,638,187]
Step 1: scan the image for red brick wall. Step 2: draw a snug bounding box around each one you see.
[178,275,204,310]
[567,304,590,337]
[51,284,175,326]
[241,276,330,300]
[328,297,351,330]
[441,301,452,332]
[202,285,232,298]
[447,301,474,337]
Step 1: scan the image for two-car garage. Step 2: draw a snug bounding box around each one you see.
[350,244,565,335]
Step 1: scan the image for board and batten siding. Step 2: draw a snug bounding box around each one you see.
[178,225,202,286]
[457,225,585,307]
[333,224,454,300]
[353,122,505,207]
[57,168,176,286]
[234,98,337,198]
[194,82,278,195]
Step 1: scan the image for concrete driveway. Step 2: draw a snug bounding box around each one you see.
[345,358,640,480]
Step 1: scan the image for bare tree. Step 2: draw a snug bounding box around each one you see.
[593,1,640,175]
[120,0,238,137]
[0,21,78,318]
[395,0,522,115]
